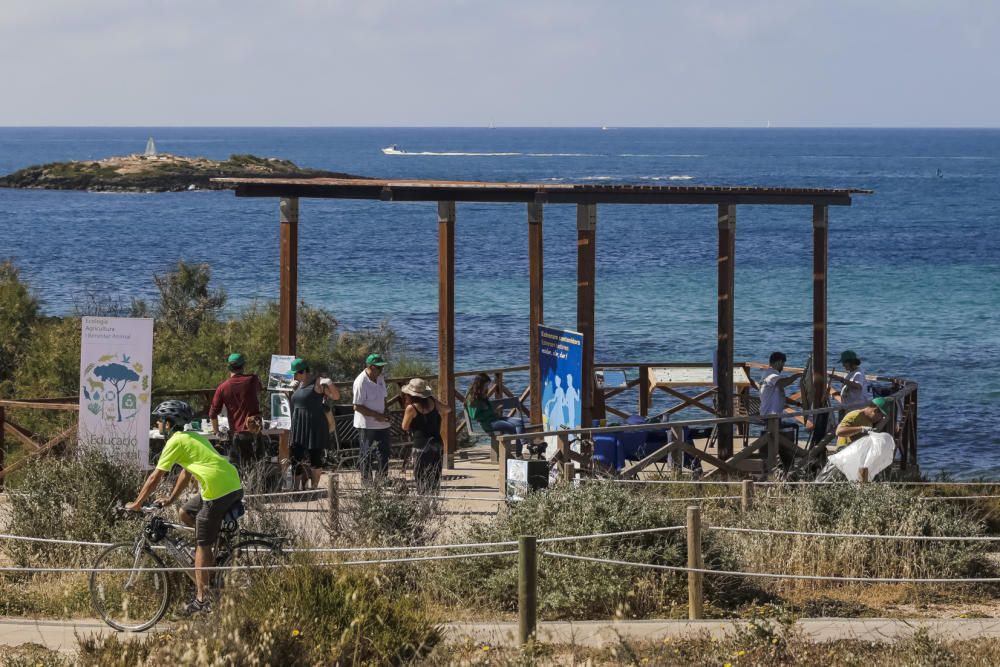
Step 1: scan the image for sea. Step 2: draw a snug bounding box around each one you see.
[0,127,997,477]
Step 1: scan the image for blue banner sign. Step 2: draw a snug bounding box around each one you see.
[538,325,584,431]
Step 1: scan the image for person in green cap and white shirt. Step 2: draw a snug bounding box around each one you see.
[353,353,391,484]
[835,397,890,449]
[829,350,871,413]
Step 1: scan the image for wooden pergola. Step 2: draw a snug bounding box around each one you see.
[216,177,869,468]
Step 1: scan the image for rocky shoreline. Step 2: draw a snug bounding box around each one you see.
[0,153,363,192]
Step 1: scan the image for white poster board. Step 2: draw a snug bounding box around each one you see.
[78,317,154,468]
[267,354,296,391]
[269,392,292,430]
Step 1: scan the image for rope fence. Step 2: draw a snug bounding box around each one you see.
[6,500,1000,644]
[707,526,1000,542]
[541,551,1000,584]
[0,549,519,574]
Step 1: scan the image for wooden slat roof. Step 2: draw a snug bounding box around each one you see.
[213,177,869,206]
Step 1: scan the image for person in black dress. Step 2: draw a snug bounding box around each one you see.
[400,378,442,494]
[289,358,340,489]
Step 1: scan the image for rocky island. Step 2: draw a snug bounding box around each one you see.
[0,145,363,192]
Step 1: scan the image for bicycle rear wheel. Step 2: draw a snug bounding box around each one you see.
[219,538,288,591]
[90,543,171,632]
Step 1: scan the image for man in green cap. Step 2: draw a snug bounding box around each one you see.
[353,353,390,484]
[209,353,264,467]
[835,397,890,448]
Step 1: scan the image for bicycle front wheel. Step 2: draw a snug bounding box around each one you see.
[90,543,171,632]
[219,539,288,591]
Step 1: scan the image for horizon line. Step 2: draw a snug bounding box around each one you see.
[1,125,999,131]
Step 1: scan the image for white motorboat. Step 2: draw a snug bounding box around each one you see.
[381,144,406,155]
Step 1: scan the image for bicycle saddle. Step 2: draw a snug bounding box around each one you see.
[223,501,246,524]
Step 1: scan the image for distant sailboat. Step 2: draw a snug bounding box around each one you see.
[488,120,495,129]
[766,120,772,129]
[144,137,158,157]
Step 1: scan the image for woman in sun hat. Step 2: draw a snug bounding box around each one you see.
[830,350,872,414]
[400,377,442,493]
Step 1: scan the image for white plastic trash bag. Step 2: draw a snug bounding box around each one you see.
[827,432,895,481]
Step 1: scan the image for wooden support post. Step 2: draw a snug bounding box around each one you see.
[859,466,870,484]
[438,202,457,469]
[528,203,544,426]
[518,535,538,645]
[671,425,685,469]
[327,474,339,534]
[812,206,829,406]
[278,197,299,468]
[717,205,736,460]
[767,416,779,472]
[577,204,597,430]
[638,364,650,417]
[741,479,754,513]
[559,431,572,483]
[497,436,510,494]
[911,386,919,465]
[0,406,5,491]
[687,506,704,620]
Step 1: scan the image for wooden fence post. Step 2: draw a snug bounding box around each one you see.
[687,505,704,619]
[327,474,339,533]
[518,535,537,645]
[741,479,754,513]
[559,432,572,483]
[859,467,869,484]
[498,436,510,494]
[767,416,779,472]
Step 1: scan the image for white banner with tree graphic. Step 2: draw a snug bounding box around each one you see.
[78,317,154,468]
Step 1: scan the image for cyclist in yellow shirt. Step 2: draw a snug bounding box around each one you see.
[126,400,243,613]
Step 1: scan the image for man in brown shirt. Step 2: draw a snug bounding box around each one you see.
[209,353,263,467]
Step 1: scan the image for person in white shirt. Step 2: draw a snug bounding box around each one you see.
[830,350,871,413]
[830,350,872,419]
[758,351,805,471]
[759,351,804,417]
[353,353,390,484]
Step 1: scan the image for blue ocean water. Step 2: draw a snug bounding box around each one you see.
[1,128,998,476]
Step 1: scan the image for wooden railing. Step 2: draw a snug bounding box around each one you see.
[0,362,919,489]
[495,377,918,484]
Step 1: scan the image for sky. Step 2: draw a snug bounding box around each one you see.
[3,0,999,127]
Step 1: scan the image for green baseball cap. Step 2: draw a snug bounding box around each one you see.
[839,350,861,364]
[227,352,245,365]
[290,358,309,373]
[872,397,890,416]
[365,353,388,367]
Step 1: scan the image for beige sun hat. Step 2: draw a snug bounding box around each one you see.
[401,377,435,399]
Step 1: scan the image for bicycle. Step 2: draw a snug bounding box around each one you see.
[89,504,289,632]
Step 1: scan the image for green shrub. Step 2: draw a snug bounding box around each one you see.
[341,479,441,547]
[426,483,757,620]
[1,450,145,566]
[76,565,440,666]
[0,260,40,397]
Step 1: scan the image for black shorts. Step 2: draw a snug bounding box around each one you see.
[291,445,325,469]
[182,488,244,546]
